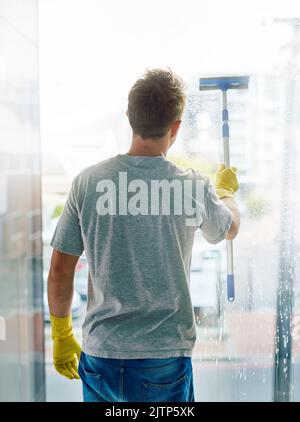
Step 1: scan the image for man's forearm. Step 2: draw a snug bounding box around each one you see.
[47,250,81,380]
[47,249,79,317]
[221,197,240,240]
[48,272,74,317]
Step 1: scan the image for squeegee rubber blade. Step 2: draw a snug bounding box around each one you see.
[199,76,249,91]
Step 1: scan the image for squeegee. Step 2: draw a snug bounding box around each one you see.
[199,76,249,302]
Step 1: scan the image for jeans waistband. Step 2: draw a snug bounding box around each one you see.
[81,352,191,368]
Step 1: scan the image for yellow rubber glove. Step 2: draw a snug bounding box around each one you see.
[50,314,81,380]
[215,164,239,199]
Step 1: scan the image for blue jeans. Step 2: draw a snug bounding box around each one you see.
[78,351,195,402]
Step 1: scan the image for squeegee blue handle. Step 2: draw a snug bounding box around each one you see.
[227,274,235,302]
[222,109,229,138]
[199,76,250,303]
[222,91,235,302]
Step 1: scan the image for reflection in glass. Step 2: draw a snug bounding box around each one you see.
[38,1,300,402]
[0,0,45,402]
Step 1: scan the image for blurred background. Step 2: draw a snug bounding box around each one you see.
[1,0,300,402]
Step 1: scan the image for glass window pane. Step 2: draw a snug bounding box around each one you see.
[37,0,300,402]
[0,0,45,402]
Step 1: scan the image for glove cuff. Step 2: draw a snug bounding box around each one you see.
[216,187,235,199]
[50,314,73,340]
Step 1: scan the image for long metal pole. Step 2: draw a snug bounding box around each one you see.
[274,73,295,403]
[221,90,235,302]
[273,18,299,403]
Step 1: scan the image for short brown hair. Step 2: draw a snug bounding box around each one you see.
[127,68,186,139]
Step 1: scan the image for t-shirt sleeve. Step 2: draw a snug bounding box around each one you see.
[50,177,84,256]
[199,177,233,244]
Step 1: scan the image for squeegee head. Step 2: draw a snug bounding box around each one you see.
[199,76,249,91]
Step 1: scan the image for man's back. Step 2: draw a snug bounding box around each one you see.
[48,69,239,402]
[51,153,232,358]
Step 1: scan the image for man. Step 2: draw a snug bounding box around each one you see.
[48,69,239,402]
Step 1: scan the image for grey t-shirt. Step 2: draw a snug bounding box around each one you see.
[51,154,232,359]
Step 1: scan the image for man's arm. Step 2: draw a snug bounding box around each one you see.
[47,249,82,380]
[221,197,240,240]
[47,175,85,380]
[47,249,79,317]
[214,164,240,240]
